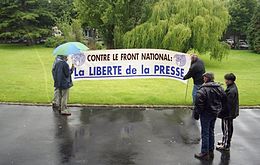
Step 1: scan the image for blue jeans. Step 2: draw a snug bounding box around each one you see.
[200,113,217,153]
[192,84,201,105]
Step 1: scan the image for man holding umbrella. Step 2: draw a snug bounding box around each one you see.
[52,55,62,110]
[52,56,74,115]
[52,42,89,115]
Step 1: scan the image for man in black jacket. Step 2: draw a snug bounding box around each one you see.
[52,55,74,115]
[183,55,205,104]
[217,73,239,151]
[194,72,226,160]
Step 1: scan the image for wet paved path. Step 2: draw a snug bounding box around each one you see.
[0,105,259,165]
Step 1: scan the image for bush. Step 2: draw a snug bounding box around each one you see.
[44,36,66,48]
[71,19,84,42]
[44,19,85,48]
[57,19,85,43]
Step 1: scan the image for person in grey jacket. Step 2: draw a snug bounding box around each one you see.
[52,55,74,115]
[217,73,239,151]
[52,55,63,110]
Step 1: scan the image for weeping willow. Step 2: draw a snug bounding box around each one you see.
[123,0,230,60]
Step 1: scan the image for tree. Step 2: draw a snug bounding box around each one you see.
[58,19,85,43]
[47,0,77,22]
[44,19,85,48]
[247,4,260,53]
[227,0,257,43]
[75,0,158,49]
[124,0,230,60]
[0,0,55,44]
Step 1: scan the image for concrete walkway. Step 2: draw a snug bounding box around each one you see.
[0,105,259,165]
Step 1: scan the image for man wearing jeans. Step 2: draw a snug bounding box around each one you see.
[52,55,74,115]
[194,73,226,160]
[183,55,205,104]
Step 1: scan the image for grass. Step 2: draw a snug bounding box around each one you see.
[0,44,259,106]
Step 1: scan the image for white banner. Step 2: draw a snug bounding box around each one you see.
[68,49,191,83]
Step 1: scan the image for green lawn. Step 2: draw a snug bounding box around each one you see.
[0,44,259,105]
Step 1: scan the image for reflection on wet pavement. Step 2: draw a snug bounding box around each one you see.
[0,105,259,165]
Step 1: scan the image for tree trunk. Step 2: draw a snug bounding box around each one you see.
[105,25,115,49]
[106,39,114,49]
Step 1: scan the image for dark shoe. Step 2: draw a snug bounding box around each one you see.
[216,145,230,151]
[194,153,210,161]
[209,150,214,159]
[193,111,200,120]
[52,103,58,111]
[52,103,61,113]
[52,102,56,110]
[61,109,71,116]
[217,140,223,146]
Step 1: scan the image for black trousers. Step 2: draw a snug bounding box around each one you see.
[221,118,234,148]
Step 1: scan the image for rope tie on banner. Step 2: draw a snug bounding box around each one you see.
[185,80,189,103]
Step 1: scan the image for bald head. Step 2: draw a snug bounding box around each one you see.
[191,54,198,63]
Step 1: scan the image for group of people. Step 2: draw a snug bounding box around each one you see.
[184,55,239,161]
[51,54,239,161]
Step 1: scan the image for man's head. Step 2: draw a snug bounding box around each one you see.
[58,55,68,61]
[203,72,214,83]
[224,73,236,86]
[64,56,68,61]
[191,54,198,64]
[57,55,62,59]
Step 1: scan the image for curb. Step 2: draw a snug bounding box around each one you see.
[0,102,259,109]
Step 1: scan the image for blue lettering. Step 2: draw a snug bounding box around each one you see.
[97,67,101,75]
[160,65,165,74]
[154,65,183,77]
[176,67,180,76]
[165,66,170,74]
[74,68,85,76]
[107,66,112,75]
[171,66,175,75]
[180,68,184,77]
[154,65,160,74]
[89,66,122,76]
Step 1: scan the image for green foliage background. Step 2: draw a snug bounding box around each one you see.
[227,0,258,39]
[75,0,158,48]
[0,0,55,43]
[124,0,230,60]
[247,3,260,53]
